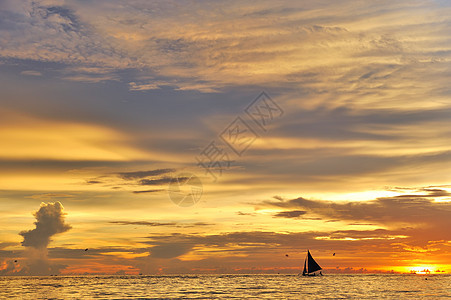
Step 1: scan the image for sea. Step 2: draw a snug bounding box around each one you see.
[1,274,450,299]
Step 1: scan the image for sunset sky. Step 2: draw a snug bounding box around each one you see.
[1,0,451,275]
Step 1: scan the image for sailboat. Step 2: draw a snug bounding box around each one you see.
[301,250,323,276]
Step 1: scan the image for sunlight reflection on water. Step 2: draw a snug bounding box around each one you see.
[1,274,450,299]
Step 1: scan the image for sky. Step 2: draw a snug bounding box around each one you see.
[0,0,450,275]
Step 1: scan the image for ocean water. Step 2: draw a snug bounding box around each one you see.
[0,274,450,299]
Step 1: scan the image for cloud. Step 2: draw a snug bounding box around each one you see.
[11,202,72,275]
[142,230,408,262]
[258,187,451,243]
[132,189,162,194]
[86,180,103,184]
[62,74,119,83]
[2,0,449,93]
[20,201,71,249]
[20,70,42,76]
[135,225,451,273]
[236,211,257,216]
[61,66,120,82]
[47,247,147,260]
[1,2,449,197]
[1,0,450,275]
[21,254,68,276]
[0,242,17,249]
[273,195,284,201]
[110,221,213,227]
[0,260,20,275]
[118,169,175,180]
[82,168,181,195]
[139,177,183,186]
[129,82,163,91]
[16,222,446,274]
[27,193,75,200]
[149,243,194,259]
[273,210,306,218]
[110,221,177,227]
[0,110,151,162]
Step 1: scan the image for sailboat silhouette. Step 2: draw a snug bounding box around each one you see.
[302,250,323,276]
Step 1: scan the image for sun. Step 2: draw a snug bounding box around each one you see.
[408,265,445,274]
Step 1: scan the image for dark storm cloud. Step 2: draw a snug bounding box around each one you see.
[118,168,175,180]
[19,202,71,249]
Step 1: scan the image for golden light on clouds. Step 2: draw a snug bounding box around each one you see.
[0,0,450,276]
[0,111,147,161]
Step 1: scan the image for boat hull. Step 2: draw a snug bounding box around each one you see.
[302,272,322,277]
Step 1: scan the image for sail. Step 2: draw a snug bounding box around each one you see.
[306,250,322,273]
[302,259,307,276]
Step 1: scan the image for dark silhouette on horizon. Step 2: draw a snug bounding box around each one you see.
[302,250,323,276]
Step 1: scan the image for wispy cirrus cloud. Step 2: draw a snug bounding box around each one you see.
[84,168,179,194]
[110,221,213,227]
[20,70,42,76]
[1,0,450,94]
[118,169,175,180]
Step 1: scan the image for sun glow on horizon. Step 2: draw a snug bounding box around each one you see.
[394,265,448,274]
